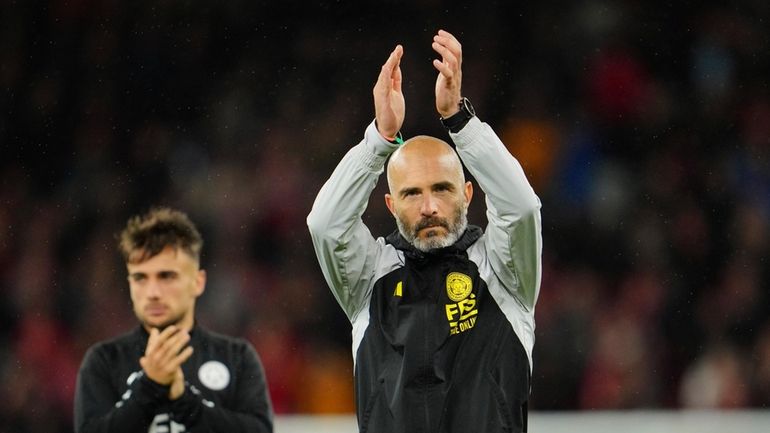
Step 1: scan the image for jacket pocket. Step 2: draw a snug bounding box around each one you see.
[487,372,516,433]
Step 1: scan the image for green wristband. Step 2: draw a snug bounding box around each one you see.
[389,131,404,145]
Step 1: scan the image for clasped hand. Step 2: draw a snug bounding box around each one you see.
[140,326,194,400]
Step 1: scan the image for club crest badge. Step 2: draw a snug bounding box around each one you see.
[198,360,230,391]
[446,272,473,302]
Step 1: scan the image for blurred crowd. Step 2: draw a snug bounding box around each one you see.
[1,0,768,431]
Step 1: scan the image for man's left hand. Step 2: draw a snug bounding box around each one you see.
[432,30,463,118]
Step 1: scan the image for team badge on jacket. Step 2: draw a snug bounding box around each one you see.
[445,272,478,335]
[198,360,230,390]
[446,272,472,301]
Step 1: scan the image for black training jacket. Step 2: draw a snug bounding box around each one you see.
[74,324,273,433]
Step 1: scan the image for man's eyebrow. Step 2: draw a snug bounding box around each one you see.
[432,181,455,191]
[128,270,179,279]
[399,187,421,198]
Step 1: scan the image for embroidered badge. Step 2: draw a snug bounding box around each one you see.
[198,360,230,391]
[446,272,472,302]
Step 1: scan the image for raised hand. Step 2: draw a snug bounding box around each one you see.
[139,326,194,400]
[374,45,405,141]
[432,30,463,118]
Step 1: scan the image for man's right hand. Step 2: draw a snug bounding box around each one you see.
[139,326,193,398]
[373,45,405,141]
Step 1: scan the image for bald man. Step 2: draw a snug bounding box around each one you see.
[308,30,542,433]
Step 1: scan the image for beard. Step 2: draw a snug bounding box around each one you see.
[396,203,468,252]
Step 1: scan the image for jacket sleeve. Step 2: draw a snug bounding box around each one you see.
[171,342,273,432]
[451,117,543,310]
[74,346,169,433]
[307,121,400,321]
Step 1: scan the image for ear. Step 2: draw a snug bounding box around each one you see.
[463,181,473,208]
[194,269,207,297]
[385,193,396,216]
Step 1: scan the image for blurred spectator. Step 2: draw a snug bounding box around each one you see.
[679,345,750,408]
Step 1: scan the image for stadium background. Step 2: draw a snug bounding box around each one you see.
[1,0,769,431]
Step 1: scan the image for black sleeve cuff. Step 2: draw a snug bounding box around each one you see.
[135,374,171,408]
[170,382,204,426]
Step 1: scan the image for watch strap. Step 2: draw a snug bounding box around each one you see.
[440,97,475,133]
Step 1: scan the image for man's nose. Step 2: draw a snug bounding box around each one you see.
[420,194,438,216]
[146,279,162,298]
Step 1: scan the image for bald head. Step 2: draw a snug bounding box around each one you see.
[386,135,465,194]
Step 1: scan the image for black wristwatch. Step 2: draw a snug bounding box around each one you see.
[440,97,476,133]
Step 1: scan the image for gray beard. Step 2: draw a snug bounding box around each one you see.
[396,205,468,252]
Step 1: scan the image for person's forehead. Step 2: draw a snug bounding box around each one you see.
[127,246,196,272]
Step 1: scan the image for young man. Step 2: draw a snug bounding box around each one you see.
[74,207,273,433]
[307,30,543,432]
